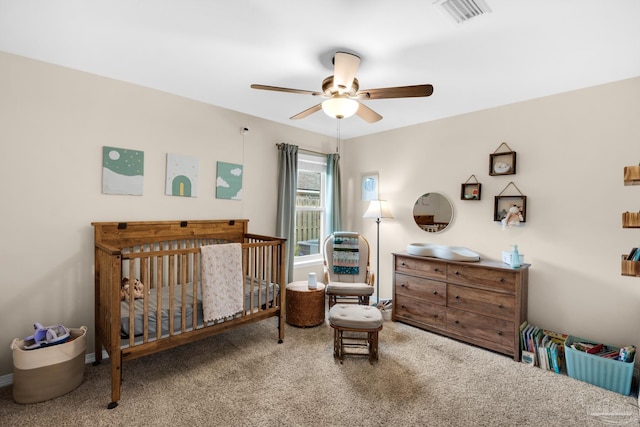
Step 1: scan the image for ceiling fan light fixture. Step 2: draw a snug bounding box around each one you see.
[321,97,359,119]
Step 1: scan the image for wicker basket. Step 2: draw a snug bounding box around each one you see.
[11,326,86,404]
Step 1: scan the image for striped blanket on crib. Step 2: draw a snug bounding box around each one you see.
[332,234,359,275]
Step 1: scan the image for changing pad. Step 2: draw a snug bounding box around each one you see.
[407,243,480,262]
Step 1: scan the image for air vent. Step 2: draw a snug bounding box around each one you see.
[434,0,491,23]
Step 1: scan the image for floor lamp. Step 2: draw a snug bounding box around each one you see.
[363,200,393,305]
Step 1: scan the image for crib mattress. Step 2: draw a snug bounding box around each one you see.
[120,280,278,338]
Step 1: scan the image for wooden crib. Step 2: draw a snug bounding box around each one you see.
[92,219,286,409]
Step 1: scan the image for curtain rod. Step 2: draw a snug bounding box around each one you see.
[275,143,328,156]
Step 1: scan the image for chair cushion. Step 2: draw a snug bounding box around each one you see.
[325,282,374,296]
[329,304,383,329]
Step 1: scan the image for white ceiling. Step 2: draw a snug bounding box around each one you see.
[1,0,639,139]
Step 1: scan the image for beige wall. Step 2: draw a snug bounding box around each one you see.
[0,52,333,376]
[1,50,639,377]
[341,76,640,354]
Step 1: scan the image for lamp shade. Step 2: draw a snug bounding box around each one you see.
[322,97,359,119]
[363,200,393,219]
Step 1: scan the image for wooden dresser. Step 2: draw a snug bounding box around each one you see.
[392,252,529,361]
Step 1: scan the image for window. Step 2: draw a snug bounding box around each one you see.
[294,153,326,264]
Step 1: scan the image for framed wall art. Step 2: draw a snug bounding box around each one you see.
[166,153,199,197]
[216,161,243,200]
[361,173,379,201]
[102,146,144,196]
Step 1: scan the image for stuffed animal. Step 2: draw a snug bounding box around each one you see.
[120,277,145,301]
[502,205,523,230]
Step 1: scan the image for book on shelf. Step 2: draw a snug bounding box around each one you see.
[521,351,536,366]
[626,248,637,260]
[519,322,567,373]
[537,338,549,370]
[519,321,528,353]
[549,342,561,374]
[539,335,552,371]
[543,329,567,365]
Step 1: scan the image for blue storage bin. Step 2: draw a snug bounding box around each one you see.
[564,335,635,396]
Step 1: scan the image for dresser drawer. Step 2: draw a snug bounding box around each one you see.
[447,284,515,321]
[446,307,514,348]
[447,264,516,293]
[395,294,446,328]
[395,273,446,305]
[395,256,446,280]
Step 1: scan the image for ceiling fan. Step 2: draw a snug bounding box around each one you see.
[250,52,434,123]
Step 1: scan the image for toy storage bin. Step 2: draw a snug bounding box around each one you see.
[564,335,635,396]
[11,326,87,404]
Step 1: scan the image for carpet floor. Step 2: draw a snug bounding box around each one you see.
[1,317,638,426]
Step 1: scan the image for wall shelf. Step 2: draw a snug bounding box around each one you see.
[623,165,640,186]
[622,212,640,228]
[621,256,640,277]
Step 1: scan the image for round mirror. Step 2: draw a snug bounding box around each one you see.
[413,193,454,233]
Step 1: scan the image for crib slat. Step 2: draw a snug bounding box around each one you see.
[155,248,163,341]
[168,251,175,336]
[180,250,187,333]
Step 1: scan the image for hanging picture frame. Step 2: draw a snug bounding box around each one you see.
[460,174,482,200]
[494,181,527,223]
[489,142,517,176]
[361,173,379,201]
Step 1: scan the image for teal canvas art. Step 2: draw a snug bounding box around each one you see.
[216,161,243,200]
[102,146,144,195]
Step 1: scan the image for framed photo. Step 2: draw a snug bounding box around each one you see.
[361,173,379,201]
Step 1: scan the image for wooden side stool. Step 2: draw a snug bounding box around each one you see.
[328,303,383,364]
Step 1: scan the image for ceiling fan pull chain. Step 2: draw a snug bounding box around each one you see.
[336,119,341,154]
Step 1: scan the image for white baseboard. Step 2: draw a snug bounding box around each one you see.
[0,350,109,388]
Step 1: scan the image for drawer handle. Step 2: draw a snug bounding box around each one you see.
[497,331,503,336]
[400,283,406,287]
[401,262,406,266]
[499,278,505,283]
[454,295,460,299]
[498,304,504,309]
[433,290,438,295]
[454,320,459,324]
[433,314,438,318]
[434,267,439,272]
[454,270,460,275]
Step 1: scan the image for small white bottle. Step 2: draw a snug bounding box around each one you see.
[510,245,521,269]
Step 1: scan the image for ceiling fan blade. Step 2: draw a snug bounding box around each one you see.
[290,103,323,120]
[357,84,434,100]
[333,52,361,93]
[251,84,321,96]
[355,102,383,123]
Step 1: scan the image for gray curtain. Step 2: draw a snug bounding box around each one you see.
[276,143,298,283]
[326,153,342,234]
